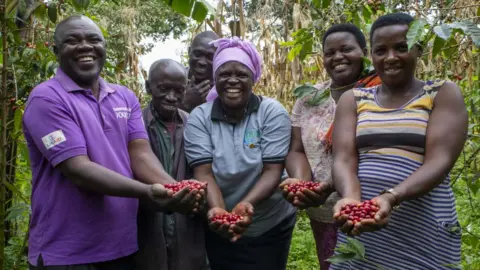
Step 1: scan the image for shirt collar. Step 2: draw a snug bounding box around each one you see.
[211,93,261,122]
[55,68,115,94]
[145,102,186,126]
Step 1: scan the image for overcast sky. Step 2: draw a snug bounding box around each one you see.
[139,0,217,72]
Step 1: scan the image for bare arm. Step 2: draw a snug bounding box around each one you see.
[194,163,226,209]
[285,127,312,181]
[128,138,176,185]
[57,155,150,199]
[243,163,284,206]
[332,90,361,200]
[392,81,468,204]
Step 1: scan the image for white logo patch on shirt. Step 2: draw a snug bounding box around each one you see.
[42,130,67,150]
[113,107,132,119]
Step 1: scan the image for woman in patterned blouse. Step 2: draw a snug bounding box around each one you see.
[280,24,381,269]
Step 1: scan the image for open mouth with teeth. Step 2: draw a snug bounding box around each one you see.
[384,67,402,74]
[76,56,95,64]
[161,104,177,111]
[224,88,243,98]
[333,63,350,72]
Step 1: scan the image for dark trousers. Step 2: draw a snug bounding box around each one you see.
[205,214,296,270]
[29,254,135,270]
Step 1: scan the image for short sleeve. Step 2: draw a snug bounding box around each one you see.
[261,101,292,164]
[126,91,149,142]
[291,98,304,127]
[23,96,87,167]
[184,108,213,168]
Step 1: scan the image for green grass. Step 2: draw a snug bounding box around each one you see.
[287,211,320,270]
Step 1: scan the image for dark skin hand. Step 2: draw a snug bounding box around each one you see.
[330,90,362,235]
[281,127,333,209]
[144,59,208,214]
[194,164,235,239]
[331,82,468,236]
[57,154,193,214]
[129,139,205,214]
[57,139,203,215]
[182,34,217,112]
[197,163,283,242]
[228,163,284,241]
[281,31,366,209]
[335,24,468,235]
[181,76,212,112]
[352,81,468,235]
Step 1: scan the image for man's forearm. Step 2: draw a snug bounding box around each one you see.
[59,158,149,198]
[131,151,176,185]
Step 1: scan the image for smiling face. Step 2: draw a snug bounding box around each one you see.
[215,61,254,110]
[147,64,187,120]
[323,32,366,87]
[371,24,421,88]
[54,17,106,87]
[188,37,217,82]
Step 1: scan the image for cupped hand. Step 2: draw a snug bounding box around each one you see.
[207,207,233,238]
[351,194,394,236]
[181,179,208,214]
[332,197,362,236]
[149,183,198,215]
[230,202,254,242]
[279,178,333,209]
[279,178,302,204]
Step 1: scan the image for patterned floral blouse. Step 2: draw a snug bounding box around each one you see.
[291,80,340,223]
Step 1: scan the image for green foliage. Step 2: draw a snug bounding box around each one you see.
[162,0,212,22]
[287,212,319,270]
[406,19,427,50]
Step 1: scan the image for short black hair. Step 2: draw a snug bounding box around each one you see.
[191,31,219,46]
[370,12,415,43]
[322,24,367,50]
[54,15,102,46]
[148,59,186,80]
[54,15,83,45]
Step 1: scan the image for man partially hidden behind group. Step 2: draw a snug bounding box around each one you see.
[181,31,219,112]
[136,59,208,270]
[22,15,206,270]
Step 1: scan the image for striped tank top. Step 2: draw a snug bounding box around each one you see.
[330,80,461,270]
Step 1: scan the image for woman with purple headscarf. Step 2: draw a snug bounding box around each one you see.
[184,37,297,270]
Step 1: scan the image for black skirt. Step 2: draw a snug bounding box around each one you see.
[205,213,296,270]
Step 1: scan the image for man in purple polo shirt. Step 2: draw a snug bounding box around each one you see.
[22,16,205,270]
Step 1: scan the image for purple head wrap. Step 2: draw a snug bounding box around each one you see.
[205,36,263,102]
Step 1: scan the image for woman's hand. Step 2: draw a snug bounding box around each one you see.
[230,202,254,242]
[207,207,233,238]
[351,194,395,236]
[279,178,333,209]
[333,197,362,236]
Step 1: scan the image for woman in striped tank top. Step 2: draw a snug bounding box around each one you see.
[331,13,468,269]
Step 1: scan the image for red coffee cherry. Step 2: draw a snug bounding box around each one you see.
[283,181,321,193]
[340,200,379,225]
[163,180,206,194]
[210,213,243,225]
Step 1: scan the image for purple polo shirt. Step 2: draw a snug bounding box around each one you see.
[22,68,149,266]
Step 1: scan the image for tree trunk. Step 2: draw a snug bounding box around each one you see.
[1,1,10,269]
